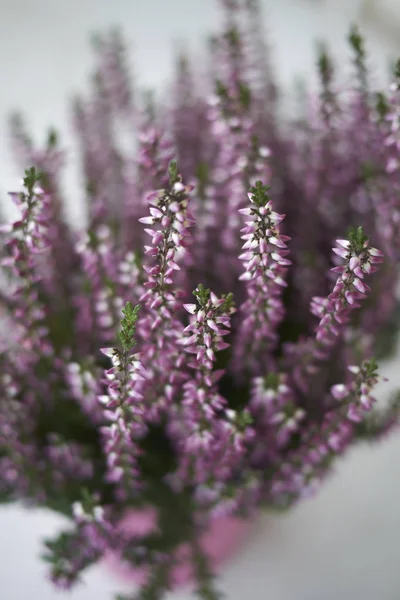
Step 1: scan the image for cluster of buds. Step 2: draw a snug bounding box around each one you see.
[65,362,102,421]
[251,373,305,450]
[331,358,381,422]
[46,434,94,484]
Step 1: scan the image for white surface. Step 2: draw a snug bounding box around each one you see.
[0,1,400,599]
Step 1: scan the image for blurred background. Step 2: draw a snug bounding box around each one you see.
[0,0,400,598]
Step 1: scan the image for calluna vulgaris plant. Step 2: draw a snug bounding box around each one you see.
[1,1,400,598]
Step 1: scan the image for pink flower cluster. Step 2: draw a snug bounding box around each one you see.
[171,286,253,490]
[99,346,146,492]
[234,181,290,377]
[331,359,381,423]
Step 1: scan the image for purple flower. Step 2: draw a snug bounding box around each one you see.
[134,165,195,422]
[330,359,381,423]
[233,180,290,377]
[170,285,254,491]
[287,230,383,393]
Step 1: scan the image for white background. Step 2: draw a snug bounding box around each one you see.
[0,1,400,598]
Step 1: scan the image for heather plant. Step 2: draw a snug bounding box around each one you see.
[1,2,400,599]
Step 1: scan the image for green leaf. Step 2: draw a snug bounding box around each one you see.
[249,180,270,207]
[375,92,389,122]
[118,302,140,352]
[168,160,179,187]
[235,409,253,429]
[348,24,365,58]
[317,43,333,88]
[263,372,280,390]
[225,26,240,49]
[348,24,368,90]
[215,80,228,101]
[363,357,378,379]
[238,83,251,110]
[193,283,210,306]
[23,166,42,194]
[348,225,369,252]
[47,128,58,149]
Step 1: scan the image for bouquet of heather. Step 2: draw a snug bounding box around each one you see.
[1,1,400,598]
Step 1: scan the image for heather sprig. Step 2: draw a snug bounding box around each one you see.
[99,302,144,493]
[174,285,253,492]
[135,161,194,422]
[288,227,383,393]
[76,224,122,344]
[118,301,141,352]
[331,358,381,422]
[172,286,243,487]
[348,24,368,93]
[234,180,290,377]
[1,167,53,358]
[43,527,101,589]
[251,373,305,452]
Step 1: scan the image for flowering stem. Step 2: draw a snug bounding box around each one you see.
[290,227,383,392]
[234,180,290,377]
